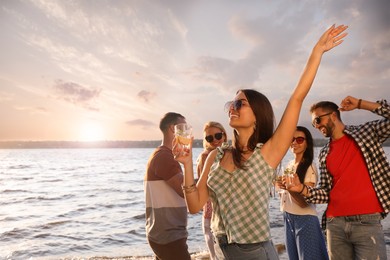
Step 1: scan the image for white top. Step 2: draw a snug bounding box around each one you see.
[279,161,318,216]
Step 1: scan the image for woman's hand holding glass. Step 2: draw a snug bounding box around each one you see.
[173,123,193,162]
[284,173,305,193]
[276,167,301,191]
[273,167,285,191]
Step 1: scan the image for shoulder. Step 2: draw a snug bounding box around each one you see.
[208,148,219,159]
[200,149,211,158]
[197,149,211,166]
[155,146,174,159]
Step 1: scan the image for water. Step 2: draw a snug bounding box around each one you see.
[0,147,389,259]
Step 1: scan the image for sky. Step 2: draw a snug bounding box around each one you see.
[0,0,389,142]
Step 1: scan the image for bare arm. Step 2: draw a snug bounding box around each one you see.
[262,24,348,168]
[196,151,209,179]
[339,96,381,112]
[288,181,315,208]
[174,138,214,213]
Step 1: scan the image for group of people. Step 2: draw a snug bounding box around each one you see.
[144,24,389,260]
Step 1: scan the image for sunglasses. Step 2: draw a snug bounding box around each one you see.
[205,132,224,143]
[292,137,306,144]
[224,99,243,113]
[312,112,333,127]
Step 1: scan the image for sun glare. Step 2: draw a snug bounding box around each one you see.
[79,122,105,142]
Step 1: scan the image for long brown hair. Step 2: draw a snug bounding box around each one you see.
[295,126,314,183]
[232,89,275,169]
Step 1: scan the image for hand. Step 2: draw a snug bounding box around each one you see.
[172,136,193,164]
[339,96,359,111]
[275,179,286,190]
[285,174,303,192]
[315,24,348,53]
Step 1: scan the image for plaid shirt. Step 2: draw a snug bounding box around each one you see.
[207,143,274,244]
[306,99,390,229]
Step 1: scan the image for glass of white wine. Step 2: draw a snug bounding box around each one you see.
[284,167,295,188]
[174,123,192,153]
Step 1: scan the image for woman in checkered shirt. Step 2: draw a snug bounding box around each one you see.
[174,24,348,259]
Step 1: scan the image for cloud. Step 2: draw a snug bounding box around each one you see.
[14,106,48,115]
[1,0,389,142]
[188,3,317,92]
[126,119,155,129]
[0,91,14,102]
[137,90,157,103]
[323,1,390,63]
[53,80,101,111]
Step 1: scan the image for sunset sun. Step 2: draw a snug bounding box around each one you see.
[79,122,105,142]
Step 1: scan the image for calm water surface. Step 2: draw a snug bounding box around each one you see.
[0,147,389,259]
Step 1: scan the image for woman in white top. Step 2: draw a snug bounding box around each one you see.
[277,126,328,260]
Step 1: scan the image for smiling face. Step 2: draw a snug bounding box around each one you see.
[291,130,307,155]
[227,91,256,130]
[204,126,226,149]
[311,108,335,138]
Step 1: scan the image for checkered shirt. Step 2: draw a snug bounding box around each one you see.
[306,99,390,229]
[207,143,274,244]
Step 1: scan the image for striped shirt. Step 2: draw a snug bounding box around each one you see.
[144,146,188,244]
[207,143,274,244]
[306,99,390,229]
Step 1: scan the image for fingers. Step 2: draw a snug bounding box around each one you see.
[330,25,348,45]
[333,32,348,45]
[325,24,336,34]
[173,142,192,161]
[318,24,348,52]
[331,25,348,36]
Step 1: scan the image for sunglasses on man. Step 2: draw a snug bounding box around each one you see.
[312,112,333,127]
[205,132,224,143]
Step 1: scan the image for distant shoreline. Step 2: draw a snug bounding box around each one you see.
[1,139,389,149]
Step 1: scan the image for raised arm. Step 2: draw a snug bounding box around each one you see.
[262,24,348,169]
[339,96,381,112]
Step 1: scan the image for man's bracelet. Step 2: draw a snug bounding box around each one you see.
[358,99,362,109]
[298,184,306,195]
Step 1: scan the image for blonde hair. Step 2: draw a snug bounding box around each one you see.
[202,121,227,150]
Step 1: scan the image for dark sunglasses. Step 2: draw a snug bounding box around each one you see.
[292,137,306,144]
[312,112,333,127]
[224,99,243,113]
[205,132,224,143]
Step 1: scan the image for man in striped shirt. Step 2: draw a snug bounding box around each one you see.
[144,112,191,260]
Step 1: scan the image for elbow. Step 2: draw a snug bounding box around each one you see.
[189,209,200,214]
[186,202,202,214]
[299,203,309,209]
[187,206,201,214]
